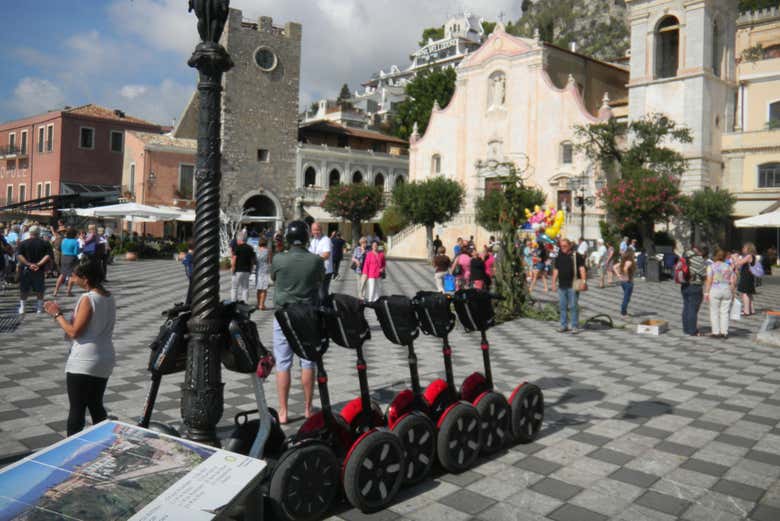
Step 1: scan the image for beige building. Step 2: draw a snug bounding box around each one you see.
[391,24,629,258]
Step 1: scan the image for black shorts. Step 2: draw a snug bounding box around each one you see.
[20,269,45,294]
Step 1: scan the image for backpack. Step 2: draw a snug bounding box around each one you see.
[148,304,190,375]
[324,293,371,349]
[222,302,268,374]
[372,295,420,346]
[673,257,690,284]
[413,291,455,338]
[452,289,495,332]
[275,303,328,362]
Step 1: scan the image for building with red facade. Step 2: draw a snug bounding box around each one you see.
[0,104,162,215]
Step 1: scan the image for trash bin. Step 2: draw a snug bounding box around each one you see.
[646,258,662,282]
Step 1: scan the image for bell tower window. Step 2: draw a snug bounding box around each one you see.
[655,16,680,79]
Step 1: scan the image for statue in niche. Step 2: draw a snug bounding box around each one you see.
[489,72,506,108]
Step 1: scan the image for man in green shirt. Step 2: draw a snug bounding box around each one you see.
[271,221,324,423]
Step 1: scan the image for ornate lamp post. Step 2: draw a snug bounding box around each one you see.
[180,0,233,446]
[567,166,605,241]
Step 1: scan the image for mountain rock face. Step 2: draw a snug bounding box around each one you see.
[510,0,630,62]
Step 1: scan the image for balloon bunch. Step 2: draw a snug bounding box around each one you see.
[523,205,565,245]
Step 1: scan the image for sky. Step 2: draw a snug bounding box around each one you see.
[0,0,522,126]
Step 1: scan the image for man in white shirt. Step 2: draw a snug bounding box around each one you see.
[577,238,589,257]
[308,222,332,302]
[619,236,629,254]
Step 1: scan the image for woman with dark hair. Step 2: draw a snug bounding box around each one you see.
[255,237,272,310]
[470,247,488,290]
[613,248,636,319]
[735,242,757,316]
[53,228,79,297]
[44,257,116,435]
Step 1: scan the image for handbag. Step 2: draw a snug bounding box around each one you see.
[452,262,463,276]
[443,273,456,292]
[573,253,587,292]
[730,298,742,321]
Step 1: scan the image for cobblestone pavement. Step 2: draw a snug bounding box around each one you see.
[1,258,779,521]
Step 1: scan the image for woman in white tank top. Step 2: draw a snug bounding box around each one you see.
[45,257,116,435]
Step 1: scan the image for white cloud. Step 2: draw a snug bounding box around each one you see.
[7,77,67,116]
[120,85,149,99]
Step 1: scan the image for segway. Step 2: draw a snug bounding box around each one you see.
[452,289,544,449]
[323,294,407,511]
[270,302,404,519]
[369,295,437,484]
[139,302,189,436]
[373,295,482,479]
[408,291,484,473]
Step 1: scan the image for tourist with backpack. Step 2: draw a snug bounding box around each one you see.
[735,242,761,316]
[677,246,708,336]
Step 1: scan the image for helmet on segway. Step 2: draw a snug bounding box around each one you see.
[285,220,308,246]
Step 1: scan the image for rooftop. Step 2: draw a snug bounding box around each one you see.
[128,131,197,151]
[299,120,407,145]
[64,104,160,127]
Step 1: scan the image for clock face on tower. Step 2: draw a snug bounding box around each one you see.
[254,47,277,72]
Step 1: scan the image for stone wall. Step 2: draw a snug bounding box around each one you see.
[219,9,302,219]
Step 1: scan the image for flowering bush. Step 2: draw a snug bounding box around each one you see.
[321,184,383,245]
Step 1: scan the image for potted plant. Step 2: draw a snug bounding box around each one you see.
[125,242,140,261]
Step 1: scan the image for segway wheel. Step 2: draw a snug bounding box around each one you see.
[392,413,436,485]
[510,383,544,443]
[343,430,405,513]
[269,443,339,521]
[476,391,511,454]
[436,403,483,473]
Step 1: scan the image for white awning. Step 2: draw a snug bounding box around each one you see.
[734,210,780,228]
[91,202,181,221]
[732,199,774,218]
[302,206,383,223]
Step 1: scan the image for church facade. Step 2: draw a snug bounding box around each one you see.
[390,0,780,259]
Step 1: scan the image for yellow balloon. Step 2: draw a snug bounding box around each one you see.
[525,208,532,218]
[548,227,560,239]
[544,209,551,218]
[534,205,541,213]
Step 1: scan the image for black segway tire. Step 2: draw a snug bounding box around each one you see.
[476,391,511,454]
[510,383,544,443]
[392,413,436,486]
[269,443,339,521]
[436,403,483,473]
[343,430,405,513]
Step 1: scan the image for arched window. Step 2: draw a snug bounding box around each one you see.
[431,154,441,175]
[304,166,317,187]
[712,21,721,78]
[395,175,405,187]
[374,172,385,189]
[769,101,780,127]
[329,169,341,187]
[561,142,574,164]
[352,170,363,184]
[758,163,780,188]
[655,16,680,79]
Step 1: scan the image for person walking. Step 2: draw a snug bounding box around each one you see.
[680,246,707,336]
[53,228,79,297]
[330,231,345,280]
[484,245,496,290]
[16,226,51,314]
[255,237,272,310]
[452,246,472,289]
[432,235,443,257]
[44,257,115,435]
[308,222,333,303]
[704,249,736,339]
[470,247,488,290]
[351,237,368,300]
[552,239,587,333]
[363,240,385,302]
[230,231,255,303]
[529,243,549,294]
[96,226,109,280]
[599,242,615,288]
[432,246,451,292]
[271,221,324,423]
[82,224,98,260]
[613,248,636,319]
[735,243,757,316]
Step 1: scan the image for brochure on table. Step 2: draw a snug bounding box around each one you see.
[0,420,266,520]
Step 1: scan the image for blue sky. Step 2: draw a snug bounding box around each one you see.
[0,0,521,126]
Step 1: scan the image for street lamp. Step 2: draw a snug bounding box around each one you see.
[567,167,603,241]
[180,0,234,446]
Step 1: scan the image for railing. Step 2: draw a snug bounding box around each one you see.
[387,223,423,252]
[0,145,17,157]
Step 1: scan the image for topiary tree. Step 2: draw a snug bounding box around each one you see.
[393,177,464,259]
[392,67,457,140]
[379,204,409,236]
[679,188,736,250]
[321,184,383,247]
[476,185,546,233]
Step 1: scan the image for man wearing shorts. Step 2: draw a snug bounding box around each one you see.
[271,221,324,423]
[16,226,51,314]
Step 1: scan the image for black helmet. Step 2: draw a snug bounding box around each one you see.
[285,220,309,246]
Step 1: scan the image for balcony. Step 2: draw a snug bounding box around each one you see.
[0,145,17,158]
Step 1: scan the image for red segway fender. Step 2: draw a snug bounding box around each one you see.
[386,389,415,429]
[508,381,529,403]
[295,410,354,450]
[461,372,489,403]
[472,390,493,407]
[341,429,377,481]
[423,378,449,406]
[436,402,463,429]
[340,397,385,433]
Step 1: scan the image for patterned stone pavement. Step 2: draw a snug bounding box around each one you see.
[1,258,779,521]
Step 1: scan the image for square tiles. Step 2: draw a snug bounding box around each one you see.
[587,448,633,466]
[635,490,692,517]
[609,468,659,488]
[548,504,608,521]
[514,455,562,476]
[438,490,495,515]
[711,479,765,502]
[529,478,582,501]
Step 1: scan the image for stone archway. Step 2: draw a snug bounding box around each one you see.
[239,190,283,231]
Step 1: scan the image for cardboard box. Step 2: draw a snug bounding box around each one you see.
[637,319,669,336]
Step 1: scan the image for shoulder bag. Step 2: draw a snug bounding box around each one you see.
[573,253,587,292]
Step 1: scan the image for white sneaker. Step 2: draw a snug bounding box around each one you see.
[36,303,44,314]
[18,303,25,314]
